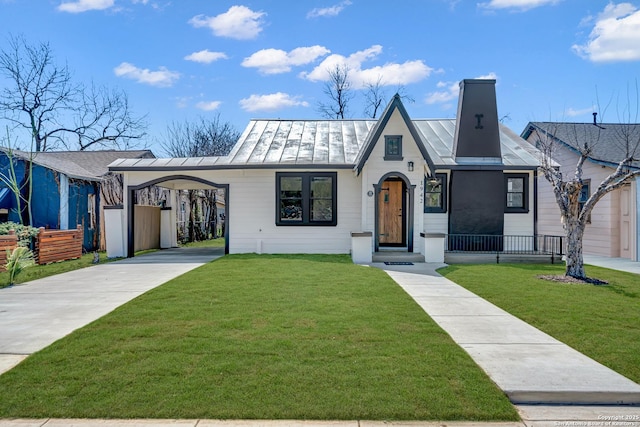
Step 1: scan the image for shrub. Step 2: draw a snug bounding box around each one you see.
[5,246,35,286]
[0,221,39,247]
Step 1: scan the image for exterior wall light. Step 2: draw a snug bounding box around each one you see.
[407,161,414,172]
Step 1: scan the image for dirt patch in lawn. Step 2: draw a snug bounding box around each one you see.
[537,274,608,285]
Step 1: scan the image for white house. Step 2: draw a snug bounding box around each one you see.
[107,79,544,261]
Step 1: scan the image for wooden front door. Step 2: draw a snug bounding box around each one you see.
[378,179,405,246]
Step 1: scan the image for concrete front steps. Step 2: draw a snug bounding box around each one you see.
[372,250,425,263]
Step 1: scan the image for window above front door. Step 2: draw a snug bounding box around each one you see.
[384,135,403,161]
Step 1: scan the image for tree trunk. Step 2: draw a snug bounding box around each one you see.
[564,218,586,279]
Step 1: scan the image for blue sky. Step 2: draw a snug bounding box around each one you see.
[1,0,639,156]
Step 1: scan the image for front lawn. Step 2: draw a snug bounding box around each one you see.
[0,254,518,421]
[439,263,640,383]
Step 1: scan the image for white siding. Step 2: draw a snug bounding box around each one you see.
[504,170,535,236]
[230,169,361,254]
[423,213,448,233]
[125,168,362,254]
[423,170,449,234]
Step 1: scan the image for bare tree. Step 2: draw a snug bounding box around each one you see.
[363,76,386,119]
[161,115,239,158]
[363,79,416,119]
[317,64,354,119]
[0,34,146,152]
[532,89,640,279]
[161,115,239,242]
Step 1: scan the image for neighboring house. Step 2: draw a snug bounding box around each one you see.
[522,122,640,261]
[108,79,545,259]
[0,149,155,251]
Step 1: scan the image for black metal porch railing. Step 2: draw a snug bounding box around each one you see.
[445,234,564,263]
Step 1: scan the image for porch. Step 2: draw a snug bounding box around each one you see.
[352,232,565,264]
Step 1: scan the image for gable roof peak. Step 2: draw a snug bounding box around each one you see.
[353,94,436,175]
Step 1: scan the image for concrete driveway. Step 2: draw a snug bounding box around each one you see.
[0,246,223,374]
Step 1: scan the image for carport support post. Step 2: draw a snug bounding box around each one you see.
[169,189,178,247]
[127,186,135,258]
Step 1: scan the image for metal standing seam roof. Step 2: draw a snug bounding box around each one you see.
[108,119,544,172]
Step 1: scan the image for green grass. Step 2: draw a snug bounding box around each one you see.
[0,251,118,288]
[439,263,640,383]
[180,237,225,248]
[0,254,518,421]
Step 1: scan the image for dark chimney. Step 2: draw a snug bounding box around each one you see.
[593,112,597,125]
[452,79,502,162]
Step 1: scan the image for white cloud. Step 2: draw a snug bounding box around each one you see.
[114,62,180,87]
[184,50,228,64]
[300,45,433,89]
[572,2,640,62]
[239,93,309,112]
[242,46,330,74]
[425,73,498,105]
[307,0,352,18]
[57,0,114,13]
[475,72,498,80]
[196,101,222,111]
[566,106,595,117]
[478,0,562,12]
[189,5,265,40]
[425,81,459,104]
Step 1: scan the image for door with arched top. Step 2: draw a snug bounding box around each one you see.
[378,178,406,246]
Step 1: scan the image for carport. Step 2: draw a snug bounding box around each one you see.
[105,158,231,258]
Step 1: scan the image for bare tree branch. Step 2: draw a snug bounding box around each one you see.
[317,64,354,119]
[0,34,147,151]
[160,115,239,158]
[363,76,386,119]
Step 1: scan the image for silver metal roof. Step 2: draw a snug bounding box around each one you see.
[227,119,378,166]
[109,119,543,172]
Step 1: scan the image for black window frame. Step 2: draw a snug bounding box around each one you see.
[276,172,337,226]
[424,173,447,213]
[504,173,529,213]
[384,135,403,161]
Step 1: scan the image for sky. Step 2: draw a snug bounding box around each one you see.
[0,0,639,156]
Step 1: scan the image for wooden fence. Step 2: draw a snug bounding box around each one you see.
[35,225,84,265]
[0,231,18,272]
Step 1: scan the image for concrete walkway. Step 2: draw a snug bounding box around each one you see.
[584,254,640,274]
[372,257,640,426]
[375,261,640,405]
[0,247,223,375]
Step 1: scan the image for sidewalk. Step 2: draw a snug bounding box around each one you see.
[583,254,640,274]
